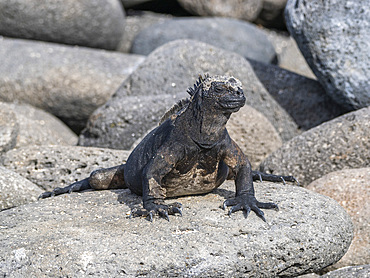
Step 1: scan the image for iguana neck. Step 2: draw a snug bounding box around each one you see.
[178,101,230,148]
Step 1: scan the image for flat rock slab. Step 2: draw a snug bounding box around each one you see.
[285,0,370,109]
[0,37,145,132]
[131,17,277,64]
[0,181,352,277]
[0,166,42,210]
[260,107,370,185]
[0,145,131,191]
[0,0,125,50]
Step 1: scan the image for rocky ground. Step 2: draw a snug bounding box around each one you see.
[0,0,369,277]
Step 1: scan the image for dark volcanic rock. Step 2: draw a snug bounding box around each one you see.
[260,107,370,186]
[0,181,353,277]
[0,102,77,148]
[0,145,130,191]
[131,17,277,64]
[307,168,370,271]
[79,40,298,149]
[0,37,145,133]
[249,60,348,130]
[285,0,370,110]
[0,108,18,155]
[177,0,263,22]
[0,0,125,50]
[0,166,42,210]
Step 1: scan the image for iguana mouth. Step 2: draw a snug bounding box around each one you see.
[218,99,245,110]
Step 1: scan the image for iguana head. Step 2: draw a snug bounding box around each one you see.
[188,75,246,113]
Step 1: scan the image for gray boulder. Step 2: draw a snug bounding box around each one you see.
[285,0,370,110]
[118,11,172,53]
[249,60,348,130]
[0,145,130,191]
[79,40,299,149]
[0,102,77,149]
[321,265,370,278]
[307,168,370,272]
[0,0,125,50]
[227,105,282,169]
[260,107,370,186]
[0,181,353,277]
[0,166,42,210]
[0,108,18,155]
[177,0,263,22]
[0,37,145,133]
[131,17,277,64]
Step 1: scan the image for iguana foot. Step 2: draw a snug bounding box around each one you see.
[131,201,183,222]
[38,178,91,199]
[223,194,278,222]
[252,171,299,185]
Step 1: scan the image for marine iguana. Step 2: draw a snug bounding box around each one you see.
[39,75,297,221]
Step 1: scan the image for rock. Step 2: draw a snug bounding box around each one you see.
[117,11,172,53]
[260,107,370,186]
[227,105,282,169]
[256,0,287,28]
[0,180,353,277]
[131,17,277,64]
[320,265,370,278]
[0,166,42,210]
[177,0,263,22]
[0,0,125,50]
[0,108,18,155]
[0,102,77,148]
[0,37,145,133]
[79,40,299,149]
[249,60,348,130]
[80,93,184,150]
[261,29,316,79]
[307,168,370,271]
[120,0,152,8]
[0,145,131,191]
[285,0,370,110]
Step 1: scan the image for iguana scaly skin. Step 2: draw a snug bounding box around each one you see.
[40,75,296,221]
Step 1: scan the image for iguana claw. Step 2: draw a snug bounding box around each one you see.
[223,194,278,222]
[131,201,183,221]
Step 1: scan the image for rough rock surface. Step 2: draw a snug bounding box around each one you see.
[249,60,348,130]
[177,0,263,22]
[0,166,42,211]
[79,40,299,149]
[0,108,18,155]
[320,265,370,278]
[0,181,353,277]
[260,107,370,186]
[285,0,370,109]
[0,102,77,148]
[118,11,172,53]
[0,145,131,191]
[131,17,277,64]
[307,168,370,271]
[0,37,145,132]
[0,0,125,50]
[227,105,282,169]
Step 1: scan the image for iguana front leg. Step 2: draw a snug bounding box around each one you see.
[223,140,278,221]
[132,148,182,221]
